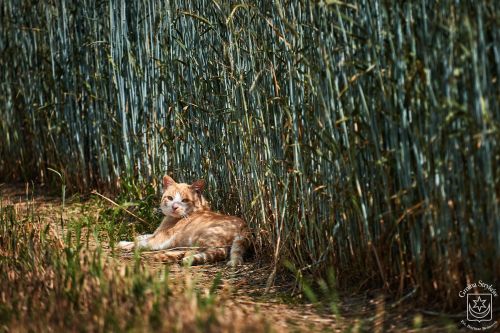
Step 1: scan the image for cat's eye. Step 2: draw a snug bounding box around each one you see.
[167,196,173,201]
[182,198,190,203]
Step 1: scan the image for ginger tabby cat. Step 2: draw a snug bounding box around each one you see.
[117,175,248,266]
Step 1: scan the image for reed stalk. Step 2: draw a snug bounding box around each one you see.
[1,0,498,305]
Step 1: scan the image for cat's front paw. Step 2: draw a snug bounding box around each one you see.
[117,241,135,251]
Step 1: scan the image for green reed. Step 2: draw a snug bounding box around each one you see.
[0,0,498,306]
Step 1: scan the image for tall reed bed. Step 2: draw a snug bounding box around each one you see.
[1,0,498,306]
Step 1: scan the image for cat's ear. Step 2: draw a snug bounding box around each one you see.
[162,175,176,189]
[190,179,205,193]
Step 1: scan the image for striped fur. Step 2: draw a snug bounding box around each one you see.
[182,248,229,265]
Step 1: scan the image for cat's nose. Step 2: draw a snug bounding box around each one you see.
[172,203,180,211]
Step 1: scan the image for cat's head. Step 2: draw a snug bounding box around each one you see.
[159,175,209,218]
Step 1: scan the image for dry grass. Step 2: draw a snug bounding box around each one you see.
[0,185,269,333]
[0,184,466,332]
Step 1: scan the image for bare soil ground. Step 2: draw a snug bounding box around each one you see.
[0,184,465,332]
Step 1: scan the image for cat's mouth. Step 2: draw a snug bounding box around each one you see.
[168,210,185,218]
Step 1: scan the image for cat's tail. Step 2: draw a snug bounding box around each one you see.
[227,234,248,267]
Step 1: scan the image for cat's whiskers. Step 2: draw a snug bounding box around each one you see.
[181,213,192,223]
